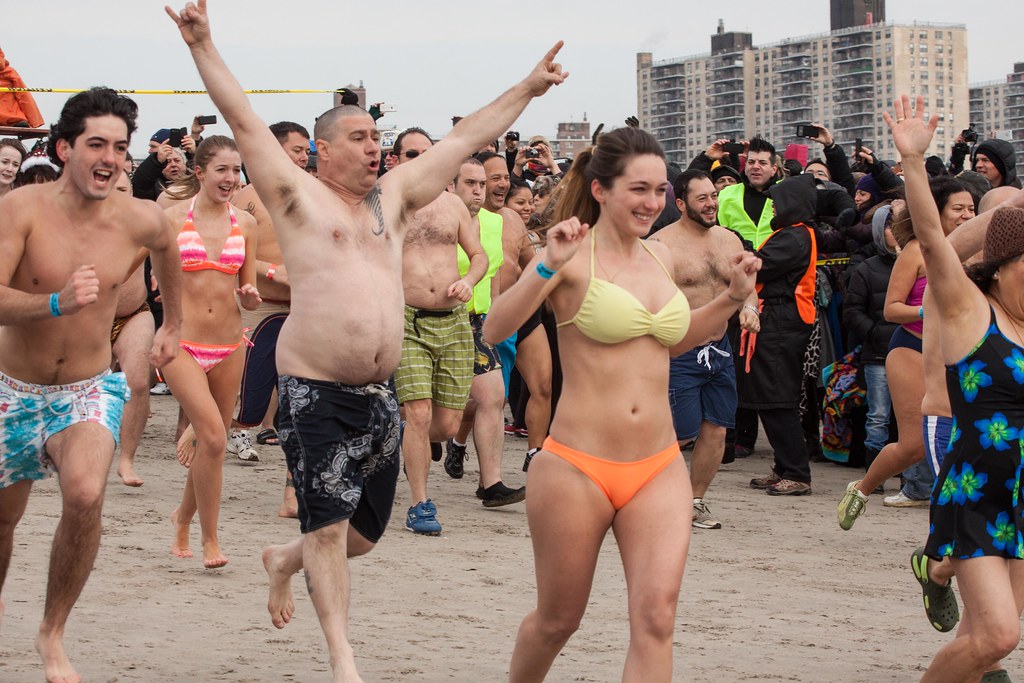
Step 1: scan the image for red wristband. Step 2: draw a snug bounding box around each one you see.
[266,264,277,281]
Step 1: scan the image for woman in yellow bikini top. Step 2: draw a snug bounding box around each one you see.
[483,127,760,682]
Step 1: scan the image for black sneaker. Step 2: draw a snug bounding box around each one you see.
[478,482,526,508]
[444,439,467,479]
[430,442,442,462]
[522,447,539,472]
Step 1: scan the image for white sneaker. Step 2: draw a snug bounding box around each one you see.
[227,429,259,462]
[883,491,929,508]
[149,382,171,396]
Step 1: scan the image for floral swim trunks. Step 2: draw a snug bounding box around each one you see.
[0,369,129,488]
[277,375,401,540]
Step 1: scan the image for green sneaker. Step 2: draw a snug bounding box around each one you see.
[837,480,868,530]
[910,547,959,632]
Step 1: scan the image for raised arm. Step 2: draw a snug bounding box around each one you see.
[483,217,586,344]
[166,0,303,209]
[884,95,980,323]
[382,42,568,213]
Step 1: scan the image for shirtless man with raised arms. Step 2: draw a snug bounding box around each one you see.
[0,88,181,683]
[166,1,566,679]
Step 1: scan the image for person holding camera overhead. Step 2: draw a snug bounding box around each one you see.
[507,133,562,184]
[132,127,194,201]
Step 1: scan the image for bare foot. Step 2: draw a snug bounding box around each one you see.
[278,484,298,519]
[36,630,81,683]
[117,457,144,487]
[176,425,197,468]
[262,545,296,628]
[169,508,192,558]
[202,539,228,569]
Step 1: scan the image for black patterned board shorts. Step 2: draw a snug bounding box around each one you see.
[469,313,501,376]
[278,375,401,539]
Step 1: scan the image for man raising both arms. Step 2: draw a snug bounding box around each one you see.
[166,2,566,680]
[650,170,759,529]
[0,87,182,683]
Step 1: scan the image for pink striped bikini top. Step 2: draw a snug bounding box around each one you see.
[177,196,245,275]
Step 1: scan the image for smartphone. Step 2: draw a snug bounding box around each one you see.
[723,142,745,157]
[854,138,863,158]
[796,124,821,139]
[196,115,217,125]
[379,104,397,113]
[168,128,185,147]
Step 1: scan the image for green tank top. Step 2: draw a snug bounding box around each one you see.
[457,208,503,314]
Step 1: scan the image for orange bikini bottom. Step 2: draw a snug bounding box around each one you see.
[542,436,681,510]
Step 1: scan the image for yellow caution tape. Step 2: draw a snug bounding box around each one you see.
[816,257,851,266]
[0,87,343,95]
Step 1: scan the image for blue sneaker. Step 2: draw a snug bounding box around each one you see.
[405,500,442,536]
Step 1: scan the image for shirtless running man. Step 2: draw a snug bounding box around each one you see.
[0,88,181,683]
[649,169,758,529]
[231,121,309,514]
[166,2,566,679]
[110,169,157,487]
[392,126,488,535]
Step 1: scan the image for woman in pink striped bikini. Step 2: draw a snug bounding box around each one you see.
[161,135,260,568]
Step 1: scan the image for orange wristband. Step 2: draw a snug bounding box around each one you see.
[266,264,277,281]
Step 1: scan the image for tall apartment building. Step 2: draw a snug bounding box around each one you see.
[551,118,591,160]
[637,20,968,165]
[969,63,1024,160]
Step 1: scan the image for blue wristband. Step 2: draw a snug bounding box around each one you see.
[535,262,557,280]
[918,306,924,320]
[49,292,62,317]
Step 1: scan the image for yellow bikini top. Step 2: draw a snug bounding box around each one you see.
[557,229,691,347]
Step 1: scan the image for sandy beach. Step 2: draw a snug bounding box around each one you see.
[1,393,1017,682]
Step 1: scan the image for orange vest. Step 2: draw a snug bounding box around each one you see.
[755,223,817,325]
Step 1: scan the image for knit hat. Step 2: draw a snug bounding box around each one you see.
[150,128,171,144]
[925,155,948,177]
[710,162,741,185]
[855,174,884,207]
[983,207,1024,264]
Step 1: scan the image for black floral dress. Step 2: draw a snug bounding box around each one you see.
[925,309,1024,561]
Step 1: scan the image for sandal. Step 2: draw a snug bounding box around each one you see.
[910,547,959,632]
[255,428,279,446]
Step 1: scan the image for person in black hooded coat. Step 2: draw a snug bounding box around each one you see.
[741,173,818,495]
[972,138,1021,189]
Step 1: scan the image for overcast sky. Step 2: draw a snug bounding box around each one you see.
[2,1,1018,155]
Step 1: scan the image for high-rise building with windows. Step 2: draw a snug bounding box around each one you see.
[970,63,1024,160]
[637,16,968,165]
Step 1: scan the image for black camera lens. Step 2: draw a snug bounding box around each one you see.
[525,148,540,159]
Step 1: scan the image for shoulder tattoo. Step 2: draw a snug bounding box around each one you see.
[364,184,386,236]
[244,202,256,216]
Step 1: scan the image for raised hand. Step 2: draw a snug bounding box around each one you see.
[542,217,589,270]
[883,94,938,158]
[524,41,569,97]
[165,0,211,47]
[58,265,100,315]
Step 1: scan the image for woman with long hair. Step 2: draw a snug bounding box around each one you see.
[484,127,759,681]
[837,176,975,529]
[889,95,1024,681]
[163,135,260,568]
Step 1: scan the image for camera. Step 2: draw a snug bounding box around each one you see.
[505,131,520,142]
[196,115,217,126]
[962,124,978,144]
[168,127,187,147]
[796,124,821,139]
[525,147,541,159]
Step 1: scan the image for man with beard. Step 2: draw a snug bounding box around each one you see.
[650,170,759,528]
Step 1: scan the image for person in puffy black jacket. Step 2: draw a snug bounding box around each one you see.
[843,204,899,459]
